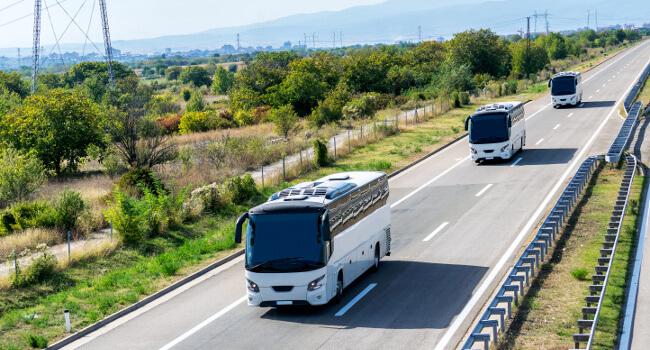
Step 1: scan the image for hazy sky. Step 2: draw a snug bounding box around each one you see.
[0,0,384,48]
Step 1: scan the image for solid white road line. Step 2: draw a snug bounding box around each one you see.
[525,103,551,121]
[510,157,523,167]
[390,156,470,208]
[423,222,449,242]
[433,45,650,350]
[475,184,493,197]
[535,138,545,145]
[596,89,601,93]
[568,112,574,118]
[158,296,247,350]
[335,283,378,317]
[553,124,561,130]
[589,95,593,99]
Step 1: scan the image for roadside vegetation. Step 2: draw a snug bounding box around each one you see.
[498,167,644,350]
[0,27,647,348]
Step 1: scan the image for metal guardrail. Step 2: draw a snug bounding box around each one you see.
[461,156,602,350]
[624,62,650,112]
[606,101,642,163]
[572,155,638,350]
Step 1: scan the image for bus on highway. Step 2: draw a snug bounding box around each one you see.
[549,71,583,108]
[235,171,391,307]
[465,101,526,163]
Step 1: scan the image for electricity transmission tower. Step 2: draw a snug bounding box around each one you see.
[31,0,116,92]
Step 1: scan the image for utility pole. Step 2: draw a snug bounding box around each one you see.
[312,32,316,49]
[339,31,343,47]
[236,33,240,51]
[333,32,336,48]
[595,9,598,32]
[545,10,549,35]
[526,16,531,75]
[31,0,42,93]
[99,0,115,87]
[587,10,590,29]
[17,48,21,69]
[533,10,538,34]
[304,33,307,49]
[418,25,422,43]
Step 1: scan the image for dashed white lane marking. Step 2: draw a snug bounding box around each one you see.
[475,184,493,197]
[423,222,450,242]
[510,157,523,167]
[335,283,378,317]
[535,138,545,145]
[568,112,574,118]
[553,124,561,130]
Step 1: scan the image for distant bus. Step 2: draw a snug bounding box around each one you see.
[549,71,583,108]
[235,171,391,307]
[465,101,526,163]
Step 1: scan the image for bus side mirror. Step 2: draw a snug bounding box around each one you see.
[464,117,470,131]
[235,212,249,244]
[321,213,331,242]
[548,79,552,87]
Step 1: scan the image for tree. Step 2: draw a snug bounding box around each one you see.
[537,33,568,60]
[186,91,205,112]
[212,66,235,94]
[0,148,46,206]
[0,88,105,174]
[165,66,182,80]
[270,105,299,139]
[0,71,29,98]
[309,83,351,126]
[510,41,549,77]
[145,93,180,117]
[0,87,21,119]
[446,29,512,77]
[179,66,212,87]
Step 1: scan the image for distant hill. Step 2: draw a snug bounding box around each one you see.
[4,0,649,55]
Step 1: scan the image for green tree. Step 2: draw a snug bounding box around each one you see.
[269,105,299,139]
[0,87,21,119]
[0,148,46,206]
[446,29,512,77]
[510,41,549,77]
[212,66,235,94]
[310,83,351,126]
[165,66,182,80]
[0,71,29,98]
[0,88,105,174]
[145,93,180,116]
[537,33,568,60]
[179,66,212,87]
[186,91,205,112]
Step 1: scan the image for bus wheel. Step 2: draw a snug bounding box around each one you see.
[333,274,344,304]
[372,245,380,272]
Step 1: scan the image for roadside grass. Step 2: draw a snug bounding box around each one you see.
[497,166,643,350]
[0,228,61,262]
[636,75,650,107]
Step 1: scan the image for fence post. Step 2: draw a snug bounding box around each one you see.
[360,125,364,140]
[64,309,71,333]
[395,117,399,130]
[109,221,113,240]
[261,165,265,189]
[299,150,303,168]
[282,156,286,182]
[415,107,419,124]
[67,230,71,262]
[13,250,18,279]
[348,129,352,153]
[333,136,337,159]
[374,121,378,140]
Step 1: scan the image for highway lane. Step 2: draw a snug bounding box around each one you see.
[66,40,650,350]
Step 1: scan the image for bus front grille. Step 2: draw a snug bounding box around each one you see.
[272,286,294,292]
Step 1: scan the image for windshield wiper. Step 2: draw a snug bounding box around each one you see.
[248,257,307,271]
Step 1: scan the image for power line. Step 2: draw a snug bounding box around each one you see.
[0,0,70,28]
[0,0,27,13]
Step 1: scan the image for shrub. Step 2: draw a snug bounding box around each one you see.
[181,88,191,101]
[234,109,255,127]
[506,79,518,95]
[14,246,58,288]
[1,210,17,234]
[157,114,182,134]
[313,139,330,167]
[11,201,57,230]
[54,190,87,233]
[102,148,129,177]
[0,148,46,207]
[179,111,213,134]
[460,92,471,105]
[117,168,164,197]
[105,191,148,246]
[571,267,589,281]
[188,182,222,216]
[451,91,461,108]
[222,175,259,205]
[185,92,205,112]
[26,333,48,349]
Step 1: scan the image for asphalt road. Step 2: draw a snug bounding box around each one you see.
[66,41,650,350]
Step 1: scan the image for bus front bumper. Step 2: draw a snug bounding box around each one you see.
[246,269,329,307]
[248,285,328,306]
[552,95,577,106]
[471,142,512,161]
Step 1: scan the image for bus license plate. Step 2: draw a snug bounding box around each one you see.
[276,301,293,305]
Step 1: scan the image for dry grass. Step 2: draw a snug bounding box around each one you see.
[172,122,276,148]
[59,239,120,270]
[0,228,61,261]
[38,173,113,210]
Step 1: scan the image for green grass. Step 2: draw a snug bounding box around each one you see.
[498,167,644,350]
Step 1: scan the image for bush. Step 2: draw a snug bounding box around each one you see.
[451,91,461,108]
[185,92,205,112]
[0,148,46,207]
[188,182,222,216]
[506,79,518,95]
[234,109,255,127]
[105,191,148,246]
[14,246,58,288]
[181,89,191,102]
[117,168,164,197]
[157,114,182,134]
[222,175,259,205]
[460,92,471,105]
[571,267,589,281]
[26,333,48,349]
[367,160,391,171]
[11,201,57,230]
[1,210,17,234]
[54,190,87,233]
[313,139,330,167]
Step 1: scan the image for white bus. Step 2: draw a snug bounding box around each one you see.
[464,101,526,163]
[549,71,583,108]
[235,171,391,307]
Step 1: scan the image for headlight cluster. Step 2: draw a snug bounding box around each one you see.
[500,144,509,152]
[307,275,326,291]
[471,148,478,154]
[247,279,259,293]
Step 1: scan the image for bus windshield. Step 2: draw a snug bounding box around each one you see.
[551,76,576,96]
[246,211,327,273]
[469,113,509,144]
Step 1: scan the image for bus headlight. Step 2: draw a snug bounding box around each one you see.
[500,144,509,152]
[470,148,477,154]
[307,275,326,291]
[247,279,260,293]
